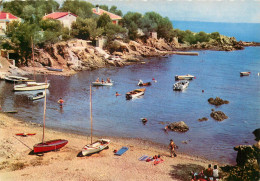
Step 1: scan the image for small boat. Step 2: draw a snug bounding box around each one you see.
[29,91,45,100]
[14,81,50,91]
[34,139,68,153]
[4,75,29,82]
[81,85,110,156]
[138,80,151,86]
[126,88,146,99]
[33,78,68,153]
[240,72,251,76]
[173,80,189,91]
[82,139,110,156]
[46,67,63,72]
[16,133,36,137]
[92,81,113,86]
[175,74,195,80]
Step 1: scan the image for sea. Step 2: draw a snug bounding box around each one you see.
[0,21,259,164]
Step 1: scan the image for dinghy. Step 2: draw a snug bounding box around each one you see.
[126,88,146,99]
[29,91,45,100]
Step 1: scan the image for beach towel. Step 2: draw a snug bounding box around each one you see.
[139,155,148,161]
[114,147,129,156]
[154,158,164,165]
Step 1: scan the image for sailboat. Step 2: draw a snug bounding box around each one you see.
[13,37,50,91]
[33,78,68,153]
[81,85,110,156]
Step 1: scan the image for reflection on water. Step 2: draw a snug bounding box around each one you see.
[0,47,260,164]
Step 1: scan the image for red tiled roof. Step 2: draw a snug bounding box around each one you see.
[0,12,19,20]
[43,12,77,20]
[92,8,122,20]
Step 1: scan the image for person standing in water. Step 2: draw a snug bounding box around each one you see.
[169,139,177,157]
[58,98,64,108]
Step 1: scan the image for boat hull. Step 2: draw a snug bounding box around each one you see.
[240,72,250,76]
[14,83,50,91]
[175,74,195,80]
[173,80,189,91]
[33,139,68,153]
[46,67,63,72]
[92,82,113,86]
[126,88,146,99]
[82,139,110,156]
[29,92,45,100]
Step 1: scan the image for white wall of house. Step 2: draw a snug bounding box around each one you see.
[58,14,77,30]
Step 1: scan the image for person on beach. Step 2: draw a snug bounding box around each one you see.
[204,164,213,178]
[58,98,64,108]
[213,165,219,180]
[169,139,177,157]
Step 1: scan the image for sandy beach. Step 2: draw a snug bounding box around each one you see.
[0,113,223,181]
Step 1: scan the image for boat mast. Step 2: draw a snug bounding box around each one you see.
[90,84,93,144]
[31,36,36,81]
[42,78,47,143]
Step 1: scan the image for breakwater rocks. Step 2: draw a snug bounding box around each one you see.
[208,97,229,106]
[167,121,189,132]
[210,110,228,121]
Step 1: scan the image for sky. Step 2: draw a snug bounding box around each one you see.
[71,0,260,23]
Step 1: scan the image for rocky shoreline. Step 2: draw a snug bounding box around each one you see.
[1,35,259,78]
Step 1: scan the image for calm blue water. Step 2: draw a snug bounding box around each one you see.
[1,46,259,164]
[172,21,260,42]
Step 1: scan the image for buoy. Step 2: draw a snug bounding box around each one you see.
[202,90,204,93]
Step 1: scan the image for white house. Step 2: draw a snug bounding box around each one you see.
[0,12,21,36]
[43,12,77,30]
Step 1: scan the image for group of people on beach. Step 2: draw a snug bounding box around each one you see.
[191,164,220,181]
[95,77,111,84]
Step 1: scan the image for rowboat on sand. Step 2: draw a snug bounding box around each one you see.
[175,74,195,80]
[33,78,68,153]
[81,85,110,156]
[46,67,63,72]
[4,75,29,82]
[126,88,146,99]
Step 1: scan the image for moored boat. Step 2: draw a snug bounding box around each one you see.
[175,74,195,80]
[29,91,45,100]
[92,81,113,86]
[46,67,63,72]
[240,72,251,76]
[126,88,146,99]
[82,139,110,156]
[4,75,29,82]
[14,82,50,91]
[173,80,189,91]
[137,80,151,86]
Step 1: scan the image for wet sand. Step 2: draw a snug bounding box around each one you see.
[0,113,224,181]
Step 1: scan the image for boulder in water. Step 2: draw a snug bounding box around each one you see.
[208,97,229,106]
[167,121,189,132]
[210,110,228,121]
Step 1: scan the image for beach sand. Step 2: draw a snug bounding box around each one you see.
[0,113,223,181]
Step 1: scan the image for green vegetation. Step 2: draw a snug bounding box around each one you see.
[0,0,222,65]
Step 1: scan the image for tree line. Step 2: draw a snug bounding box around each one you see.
[0,0,221,65]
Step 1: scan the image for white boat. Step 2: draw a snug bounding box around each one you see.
[5,75,29,82]
[175,74,195,80]
[29,91,45,100]
[81,85,110,156]
[126,88,146,99]
[82,139,110,156]
[92,81,113,86]
[240,72,251,76]
[14,82,50,91]
[173,80,189,91]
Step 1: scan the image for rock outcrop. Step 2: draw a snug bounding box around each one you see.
[208,97,229,106]
[167,121,189,132]
[210,110,228,121]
